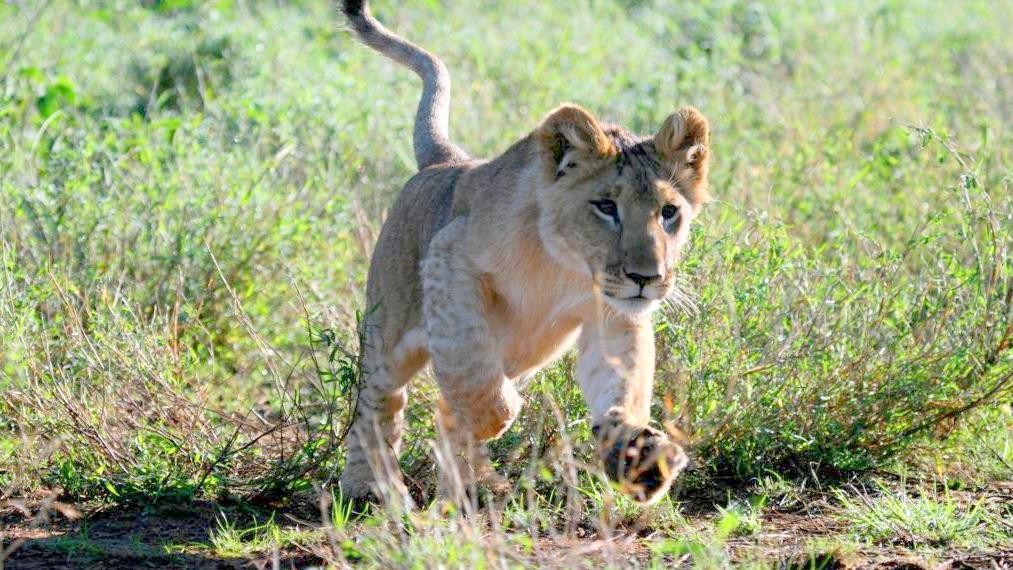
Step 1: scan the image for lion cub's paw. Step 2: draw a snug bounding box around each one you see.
[594,423,688,505]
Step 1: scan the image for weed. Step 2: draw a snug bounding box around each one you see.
[208,514,320,558]
[833,479,1011,549]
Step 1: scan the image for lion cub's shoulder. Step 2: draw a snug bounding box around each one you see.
[448,136,539,215]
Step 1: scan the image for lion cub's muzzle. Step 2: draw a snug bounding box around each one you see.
[601,260,674,305]
[593,421,688,505]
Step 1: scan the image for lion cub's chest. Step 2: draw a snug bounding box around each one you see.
[479,269,590,380]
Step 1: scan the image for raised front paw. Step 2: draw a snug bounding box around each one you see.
[593,421,688,505]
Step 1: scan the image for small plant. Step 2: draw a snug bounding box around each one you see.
[716,494,766,537]
[209,514,318,558]
[649,509,742,566]
[328,489,357,531]
[833,480,1010,549]
[754,471,806,509]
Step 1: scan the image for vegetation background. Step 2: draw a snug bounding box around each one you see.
[0,0,1010,567]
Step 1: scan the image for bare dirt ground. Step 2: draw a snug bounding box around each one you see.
[3,485,1011,570]
[1,501,319,569]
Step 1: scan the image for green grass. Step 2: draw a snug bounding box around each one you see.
[834,479,1011,550]
[205,514,322,558]
[1,0,1011,567]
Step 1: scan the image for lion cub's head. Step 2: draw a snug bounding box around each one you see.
[534,104,711,315]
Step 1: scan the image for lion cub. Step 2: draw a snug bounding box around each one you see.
[339,0,710,506]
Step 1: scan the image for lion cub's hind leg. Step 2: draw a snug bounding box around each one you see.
[421,219,523,499]
[339,328,428,504]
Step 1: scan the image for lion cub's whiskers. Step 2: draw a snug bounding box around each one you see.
[663,278,699,316]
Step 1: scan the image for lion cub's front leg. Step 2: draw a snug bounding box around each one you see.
[578,314,688,505]
[421,219,523,496]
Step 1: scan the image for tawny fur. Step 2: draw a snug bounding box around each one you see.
[338,0,710,506]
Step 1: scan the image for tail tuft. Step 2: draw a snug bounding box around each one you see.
[341,0,365,17]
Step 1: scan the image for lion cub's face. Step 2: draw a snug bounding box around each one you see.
[536,105,711,315]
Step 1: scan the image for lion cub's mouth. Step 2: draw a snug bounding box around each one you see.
[602,289,660,302]
[602,290,654,299]
[601,292,659,315]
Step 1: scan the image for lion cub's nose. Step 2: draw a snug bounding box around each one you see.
[624,270,661,287]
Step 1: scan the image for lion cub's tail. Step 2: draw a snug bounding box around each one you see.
[341,0,470,170]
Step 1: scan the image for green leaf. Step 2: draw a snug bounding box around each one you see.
[714,510,741,540]
[36,77,77,119]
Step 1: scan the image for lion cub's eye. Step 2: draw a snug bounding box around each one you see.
[591,199,619,220]
[661,204,679,220]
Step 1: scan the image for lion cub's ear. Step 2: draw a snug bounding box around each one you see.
[537,104,617,181]
[655,107,711,208]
